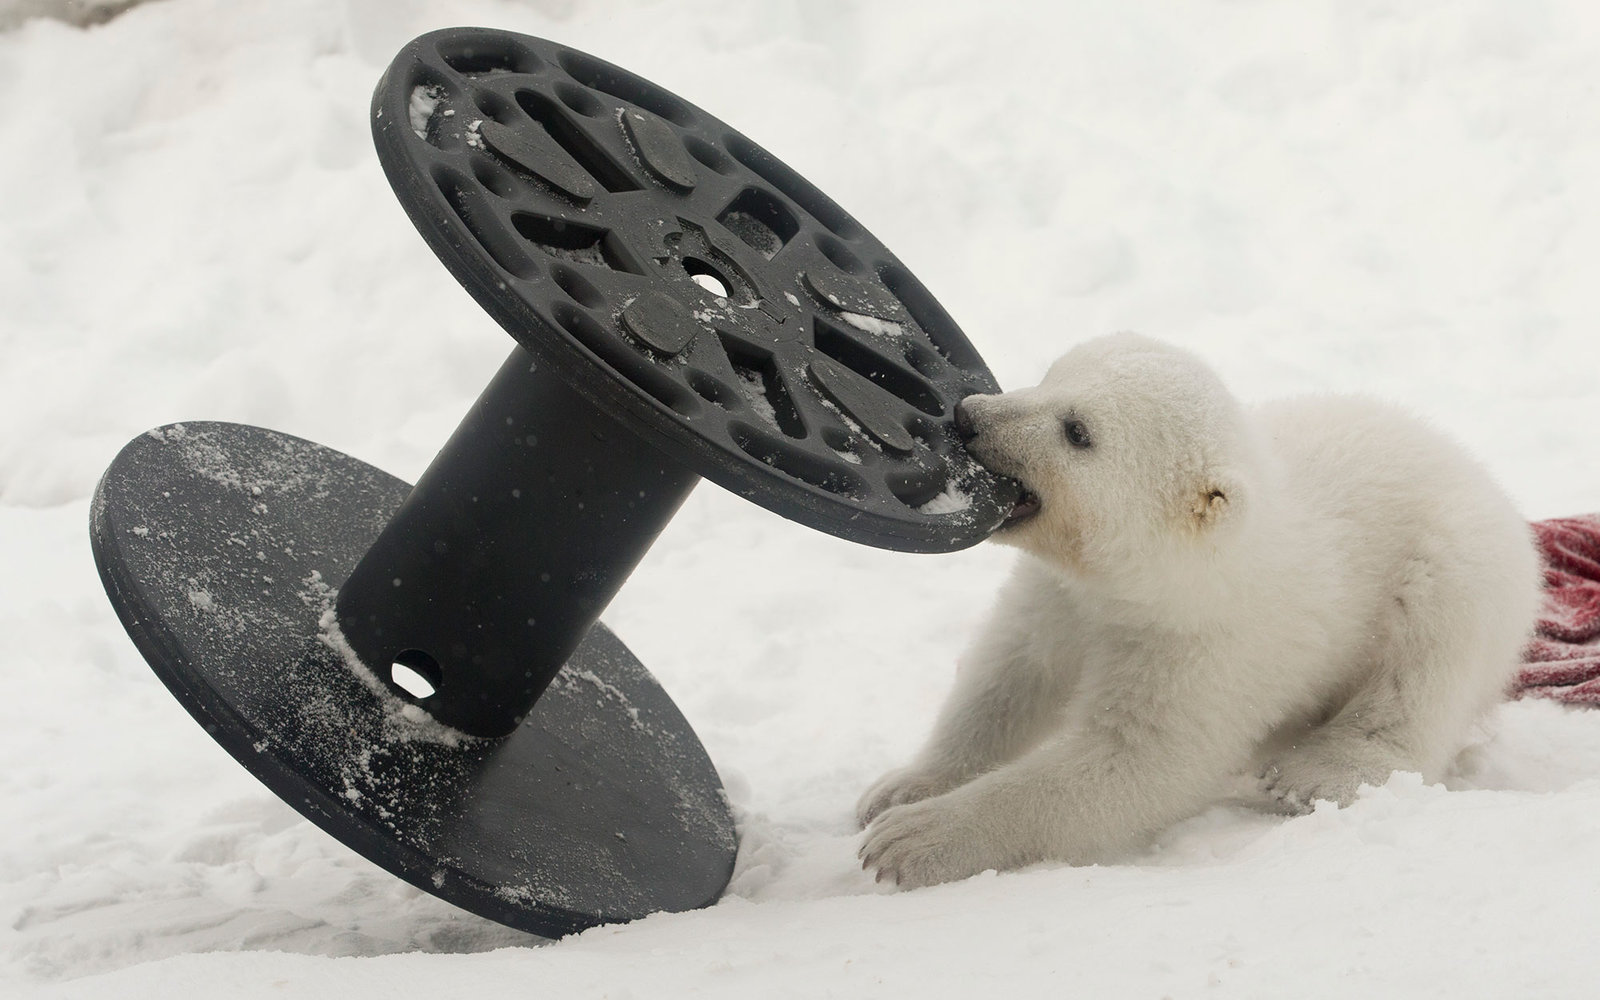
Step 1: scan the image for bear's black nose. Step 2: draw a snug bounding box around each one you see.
[953,400,978,443]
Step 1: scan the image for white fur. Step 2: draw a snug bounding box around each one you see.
[858,333,1541,888]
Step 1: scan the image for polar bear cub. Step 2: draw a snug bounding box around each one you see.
[858,333,1540,888]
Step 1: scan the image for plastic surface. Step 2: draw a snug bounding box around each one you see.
[371,27,1021,553]
[336,348,698,737]
[91,423,736,938]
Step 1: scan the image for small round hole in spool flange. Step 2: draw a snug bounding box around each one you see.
[684,257,730,298]
[390,649,443,700]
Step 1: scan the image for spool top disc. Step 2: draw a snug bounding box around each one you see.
[372,28,1020,553]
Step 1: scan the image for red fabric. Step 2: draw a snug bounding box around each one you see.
[1517,515,1600,704]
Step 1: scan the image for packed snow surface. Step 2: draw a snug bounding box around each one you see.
[5,0,1600,996]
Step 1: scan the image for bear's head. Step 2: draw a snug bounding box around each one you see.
[959,333,1257,577]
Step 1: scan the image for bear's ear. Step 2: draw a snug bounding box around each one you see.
[1188,473,1240,529]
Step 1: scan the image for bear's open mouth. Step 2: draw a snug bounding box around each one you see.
[1002,487,1041,527]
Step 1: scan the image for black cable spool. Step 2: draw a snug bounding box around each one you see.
[90,27,1021,938]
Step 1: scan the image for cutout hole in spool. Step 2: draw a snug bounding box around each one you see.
[684,136,736,175]
[472,157,517,198]
[437,35,541,77]
[729,423,868,498]
[816,233,864,274]
[718,187,798,261]
[514,88,642,193]
[557,49,694,125]
[887,463,951,510]
[513,213,644,273]
[684,257,731,299]
[877,263,985,372]
[550,301,699,416]
[550,264,605,308]
[390,649,443,700]
[555,81,605,117]
[720,335,806,438]
[723,132,860,239]
[435,168,535,278]
[813,318,944,416]
[688,371,738,409]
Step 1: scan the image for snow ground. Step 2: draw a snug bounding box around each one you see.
[4,0,1600,996]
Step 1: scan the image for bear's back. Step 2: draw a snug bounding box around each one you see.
[1251,394,1533,600]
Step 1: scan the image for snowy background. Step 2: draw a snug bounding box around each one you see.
[5,0,1600,995]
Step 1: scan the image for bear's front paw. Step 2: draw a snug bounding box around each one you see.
[1259,752,1366,814]
[855,766,956,829]
[858,794,1000,889]
[1260,728,1411,814]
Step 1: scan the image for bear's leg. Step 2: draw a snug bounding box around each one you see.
[856,574,1078,828]
[1260,558,1527,812]
[1258,697,1419,813]
[861,688,1260,886]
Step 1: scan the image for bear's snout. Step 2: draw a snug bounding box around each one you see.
[953,395,1011,474]
[953,398,980,443]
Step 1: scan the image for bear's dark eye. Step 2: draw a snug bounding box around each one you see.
[1064,418,1092,449]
